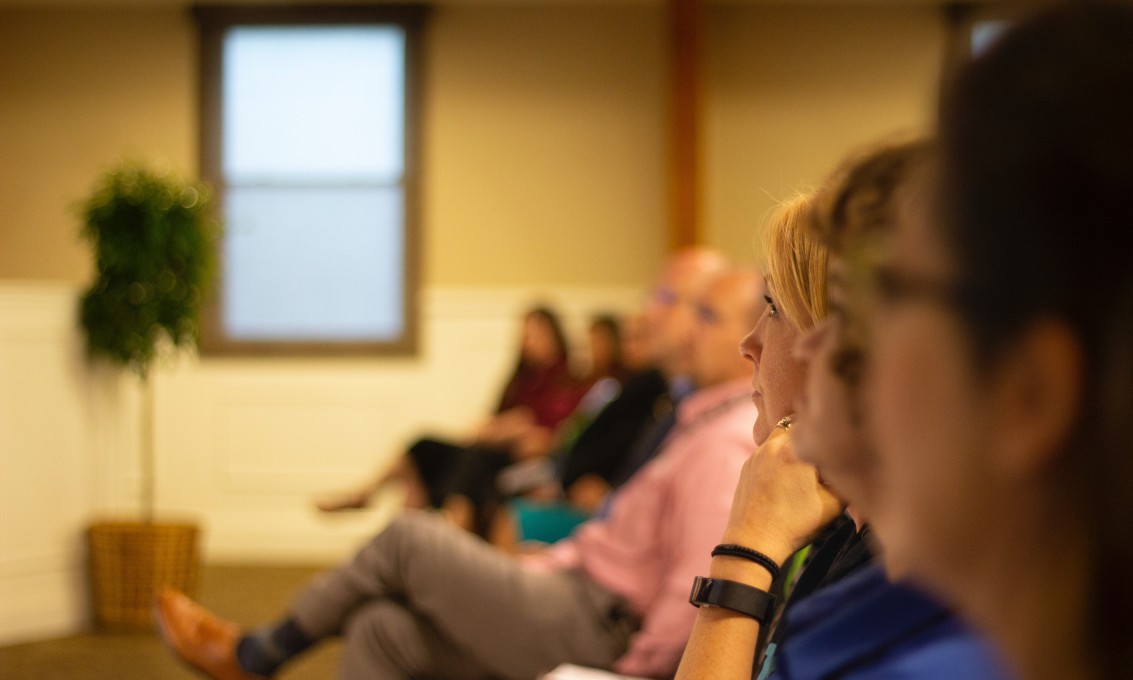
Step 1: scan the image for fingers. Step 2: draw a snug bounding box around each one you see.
[723,431,845,559]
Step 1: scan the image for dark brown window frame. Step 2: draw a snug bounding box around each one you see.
[194,4,427,357]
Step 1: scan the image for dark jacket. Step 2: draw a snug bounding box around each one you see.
[558,368,669,489]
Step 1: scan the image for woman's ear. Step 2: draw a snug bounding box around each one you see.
[989,319,1084,478]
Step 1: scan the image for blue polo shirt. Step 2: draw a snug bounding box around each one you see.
[769,565,1015,679]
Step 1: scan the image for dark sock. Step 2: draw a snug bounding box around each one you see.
[235,618,314,676]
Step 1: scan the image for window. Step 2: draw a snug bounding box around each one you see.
[195,5,425,355]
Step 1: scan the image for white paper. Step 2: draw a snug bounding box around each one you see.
[538,664,651,680]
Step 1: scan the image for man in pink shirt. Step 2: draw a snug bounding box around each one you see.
[155,261,761,680]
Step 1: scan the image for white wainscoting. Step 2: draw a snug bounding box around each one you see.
[0,282,640,645]
[0,284,98,645]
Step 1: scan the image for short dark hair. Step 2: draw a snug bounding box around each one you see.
[939,2,1133,362]
[939,4,1133,673]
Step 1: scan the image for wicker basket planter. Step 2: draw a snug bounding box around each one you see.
[77,163,214,633]
[88,520,200,630]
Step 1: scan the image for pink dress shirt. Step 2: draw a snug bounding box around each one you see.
[528,377,756,678]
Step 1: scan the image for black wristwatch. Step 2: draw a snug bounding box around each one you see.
[688,576,776,622]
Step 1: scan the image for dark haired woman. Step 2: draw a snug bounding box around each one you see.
[316,305,585,533]
[862,4,1133,678]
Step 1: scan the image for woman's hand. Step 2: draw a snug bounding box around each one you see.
[721,426,845,565]
[512,426,553,461]
[475,407,536,446]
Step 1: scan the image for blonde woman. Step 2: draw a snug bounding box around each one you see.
[677,145,1010,679]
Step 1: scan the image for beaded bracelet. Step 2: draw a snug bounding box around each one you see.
[711,543,782,582]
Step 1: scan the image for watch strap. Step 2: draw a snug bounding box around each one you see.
[688,576,776,622]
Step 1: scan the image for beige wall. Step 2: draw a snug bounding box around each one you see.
[0,3,945,285]
[425,4,667,286]
[705,4,946,260]
[0,8,197,283]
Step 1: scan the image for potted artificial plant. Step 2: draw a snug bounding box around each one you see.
[78,160,217,629]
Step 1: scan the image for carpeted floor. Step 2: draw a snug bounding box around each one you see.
[0,564,342,680]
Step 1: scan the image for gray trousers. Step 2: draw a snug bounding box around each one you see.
[290,511,636,680]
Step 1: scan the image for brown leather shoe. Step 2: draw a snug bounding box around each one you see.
[153,588,269,680]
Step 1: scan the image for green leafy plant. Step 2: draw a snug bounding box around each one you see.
[78,160,218,520]
[79,162,217,376]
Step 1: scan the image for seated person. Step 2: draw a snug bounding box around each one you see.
[315,305,587,529]
[580,312,631,387]
[492,312,671,549]
[438,312,648,539]
[852,9,1133,677]
[155,262,760,680]
[676,144,1010,679]
[442,251,729,542]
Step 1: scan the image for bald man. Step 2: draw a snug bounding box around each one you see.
[641,247,730,382]
[155,259,762,680]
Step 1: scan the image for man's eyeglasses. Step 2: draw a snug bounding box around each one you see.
[694,303,720,325]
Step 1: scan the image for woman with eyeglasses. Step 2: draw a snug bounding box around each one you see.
[860,4,1133,678]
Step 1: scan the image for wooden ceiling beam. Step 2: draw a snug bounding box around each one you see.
[667,0,703,250]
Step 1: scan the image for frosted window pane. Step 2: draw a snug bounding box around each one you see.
[222,187,404,341]
[223,26,405,182]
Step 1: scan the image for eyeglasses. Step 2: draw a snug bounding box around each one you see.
[694,303,720,325]
[650,287,679,308]
[650,286,699,311]
[871,264,968,311]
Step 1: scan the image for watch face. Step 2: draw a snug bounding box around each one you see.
[688,576,713,605]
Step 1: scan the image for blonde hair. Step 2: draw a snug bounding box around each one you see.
[759,193,828,330]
